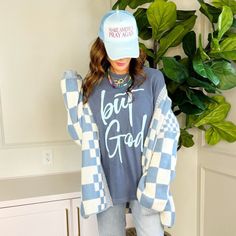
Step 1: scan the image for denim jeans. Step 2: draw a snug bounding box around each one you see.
[97,200,164,236]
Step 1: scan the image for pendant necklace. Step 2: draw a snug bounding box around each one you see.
[107,69,132,89]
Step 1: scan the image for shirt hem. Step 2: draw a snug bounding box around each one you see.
[112,196,138,205]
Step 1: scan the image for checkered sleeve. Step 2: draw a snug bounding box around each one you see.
[137,85,180,226]
[61,70,113,217]
[61,70,83,145]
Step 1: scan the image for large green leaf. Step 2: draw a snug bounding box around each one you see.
[180,129,194,147]
[194,97,231,127]
[134,8,152,40]
[219,36,236,60]
[186,77,217,93]
[228,18,236,34]
[139,43,155,58]
[205,127,221,145]
[208,95,226,105]
[193,53,208,77]
[174,90,189,106]
[140,29,153,40]
[113,0,155,10]
[212,0,236,14]
[189,95,225,126]
[129,0,154,9]
[171,15,197,47]
[199,1,222,23]
[162,57,188,83]
[166,80,179,94]
[210,60,236,90]
[217,6,233,40]
[212,121,236,142]
[199,35,211,60]
[156,25,185,60]
[175,89,206,115]
[233,17,236,28]
[112,0,130,10]
[147,0,177,40]
[183,31,196,58]
[177,10,196,20]
[204,64,220,85]
[193,51,220,85]
[179,103,204,115]
[185,89,208,110]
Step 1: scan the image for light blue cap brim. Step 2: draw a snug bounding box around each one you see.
[104,38,140,60]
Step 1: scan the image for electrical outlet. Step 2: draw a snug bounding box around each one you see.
[42,150,53,165]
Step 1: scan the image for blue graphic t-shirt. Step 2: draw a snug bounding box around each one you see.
[88,67,165,204]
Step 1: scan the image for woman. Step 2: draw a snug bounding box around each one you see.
[61,10,180,236]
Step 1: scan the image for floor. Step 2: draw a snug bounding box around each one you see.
[126,228,171,236]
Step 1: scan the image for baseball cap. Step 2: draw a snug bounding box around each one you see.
[98,10,139,60]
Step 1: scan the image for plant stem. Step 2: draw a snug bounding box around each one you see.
[153,39,158,69]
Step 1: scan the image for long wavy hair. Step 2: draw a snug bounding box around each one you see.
[83,37,146,104]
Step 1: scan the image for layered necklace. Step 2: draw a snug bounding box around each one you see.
[107,69,132,89]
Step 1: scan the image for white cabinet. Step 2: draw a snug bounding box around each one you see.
[0,196,136,236]
[0,197,100,236]
[0,200,71,236]
[72,198,99,236]
[0,172,81,236]
[0,172,134,236]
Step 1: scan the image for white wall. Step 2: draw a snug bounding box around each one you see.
[0,0,111,178]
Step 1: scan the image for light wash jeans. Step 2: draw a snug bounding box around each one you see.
[97,200,164,236]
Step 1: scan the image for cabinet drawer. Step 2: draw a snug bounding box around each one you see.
[0,200,71,236]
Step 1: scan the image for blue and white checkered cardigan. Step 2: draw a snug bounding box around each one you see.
[61,70,180,227]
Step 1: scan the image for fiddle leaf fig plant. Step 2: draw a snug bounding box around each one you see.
[112,0,236,148]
